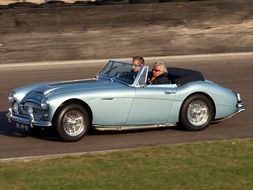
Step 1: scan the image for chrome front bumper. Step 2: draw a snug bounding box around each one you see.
[6,108,52,128]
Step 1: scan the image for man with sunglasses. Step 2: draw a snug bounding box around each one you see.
[132,56,145,78]
[148,61,171,85]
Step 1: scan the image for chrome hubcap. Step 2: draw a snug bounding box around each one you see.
[63,110,85,137]
[187,100,209,126]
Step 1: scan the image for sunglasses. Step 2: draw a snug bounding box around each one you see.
[153,69,161,72]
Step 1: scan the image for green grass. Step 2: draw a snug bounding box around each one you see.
[0,139,252,190]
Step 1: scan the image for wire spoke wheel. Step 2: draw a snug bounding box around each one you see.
[56,104,90,142]
[187,100,209,126]
[180,94,214,131]
[63,110,85,137]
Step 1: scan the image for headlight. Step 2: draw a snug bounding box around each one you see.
[8,91,16,103]
[41,98,49,109]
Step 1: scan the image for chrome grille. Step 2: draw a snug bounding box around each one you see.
[23,102,45,120]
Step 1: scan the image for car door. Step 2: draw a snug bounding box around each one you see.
[127,84,177,125]
[89,87,135,125]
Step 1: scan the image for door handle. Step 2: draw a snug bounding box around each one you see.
[164,90,176,94]
[100,98,114,100]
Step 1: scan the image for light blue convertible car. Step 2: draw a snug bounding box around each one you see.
[7,60,245,141]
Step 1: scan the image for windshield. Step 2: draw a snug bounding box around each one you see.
[97,60,142,85]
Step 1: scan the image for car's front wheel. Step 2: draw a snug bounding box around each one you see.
[180,94,214,131]
[55,104,90,142]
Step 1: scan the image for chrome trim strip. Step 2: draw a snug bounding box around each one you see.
[6,109,52,127]
[93,123,176,131]
[23,98,41,105]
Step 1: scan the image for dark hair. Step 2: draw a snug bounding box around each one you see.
[132,56,145,65]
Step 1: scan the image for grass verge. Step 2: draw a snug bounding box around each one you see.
[0,138,252,190]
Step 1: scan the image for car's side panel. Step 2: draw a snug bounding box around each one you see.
[167,100,183,124]
[47,84,136,126]
[127,85,177,125]
[47,92,88,121]
[88,88,135,125]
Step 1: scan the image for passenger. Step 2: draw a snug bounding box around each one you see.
[148,62,171,85]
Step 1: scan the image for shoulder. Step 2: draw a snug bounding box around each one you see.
[155,73,171,84]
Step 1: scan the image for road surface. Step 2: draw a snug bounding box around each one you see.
[0,53,252,160]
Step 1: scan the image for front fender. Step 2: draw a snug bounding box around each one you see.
[46,90,93,122]
[11,82,52,103]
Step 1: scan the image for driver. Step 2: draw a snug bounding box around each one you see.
[132,56,145,78]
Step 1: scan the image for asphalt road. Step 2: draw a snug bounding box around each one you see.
[0,53,252,160]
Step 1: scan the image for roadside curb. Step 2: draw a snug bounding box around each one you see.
[1,138,251,162]
[1,52,253,69]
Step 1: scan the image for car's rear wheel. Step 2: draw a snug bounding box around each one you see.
[55,104,90,142]
[180,94,214,131]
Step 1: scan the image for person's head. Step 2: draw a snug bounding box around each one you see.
[132,56,145,73]
[152,61,167,78]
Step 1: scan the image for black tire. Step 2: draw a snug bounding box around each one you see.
[55,104,90,142]
[180,94,214,131]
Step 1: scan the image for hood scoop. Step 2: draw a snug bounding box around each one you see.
[36,79,98,96]
[34,85,60,96]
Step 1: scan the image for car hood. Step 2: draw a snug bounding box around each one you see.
[33,78,125,97]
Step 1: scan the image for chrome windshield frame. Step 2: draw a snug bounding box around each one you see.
[96,60,148,87]
[131,65,149,88]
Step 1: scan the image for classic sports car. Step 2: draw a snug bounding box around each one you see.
[7,60,245,141]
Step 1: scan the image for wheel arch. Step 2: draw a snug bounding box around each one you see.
[179,92,216,122]
[52,98,93,125]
